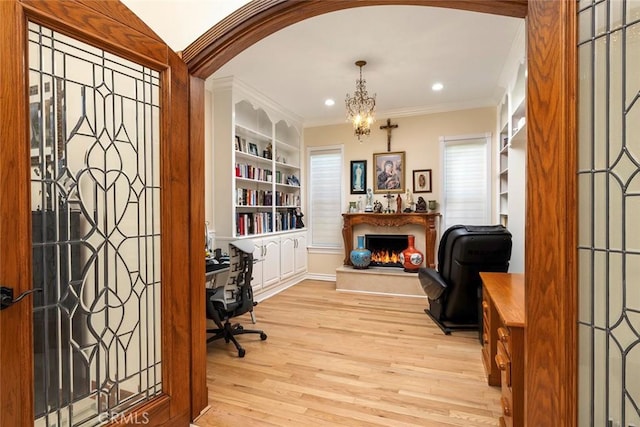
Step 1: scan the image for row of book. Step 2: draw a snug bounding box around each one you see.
[235,163,272,182]
[236,188,271,206]
[275,211,300,231]
[236,188,300,207]
[236,212,273,236]
[235,211,300,236]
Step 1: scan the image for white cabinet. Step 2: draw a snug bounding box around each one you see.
[279,235,295,279]
[207,77,308,297]
[279,231,307,280]
[250,236,280,292]
[293,232,307,275]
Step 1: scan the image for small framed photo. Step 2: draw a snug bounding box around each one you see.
[373,151,405,194]
[413,169,432,193]
[350,160,367,194]
[248,142,259,156]
[234,135,241,151]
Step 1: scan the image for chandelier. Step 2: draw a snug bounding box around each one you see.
[345,60,376,140]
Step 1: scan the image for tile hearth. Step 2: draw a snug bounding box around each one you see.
[335,265,426,297]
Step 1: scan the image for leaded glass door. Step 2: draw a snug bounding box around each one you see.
[0,1,192,425]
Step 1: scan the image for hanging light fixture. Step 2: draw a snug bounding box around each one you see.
[345,60,376,140]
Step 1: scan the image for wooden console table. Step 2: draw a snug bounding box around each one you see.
[342,213,440,268]
[480,272,525,427]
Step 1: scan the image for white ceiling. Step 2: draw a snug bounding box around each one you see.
[122,2,524,127]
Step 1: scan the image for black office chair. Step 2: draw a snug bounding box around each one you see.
[418,224,512,335]
[206,239,267,357]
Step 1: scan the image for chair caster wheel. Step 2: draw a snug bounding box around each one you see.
[238,348,246,358]
[237,325,244,331]
[260,332,267,340]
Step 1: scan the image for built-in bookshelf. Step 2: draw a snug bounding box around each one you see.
[497,58,527,273]
[210,77,304,239]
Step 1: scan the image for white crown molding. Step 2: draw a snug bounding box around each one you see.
[303,98,496,129]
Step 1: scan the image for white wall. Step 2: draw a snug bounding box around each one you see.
[303,107,498,277]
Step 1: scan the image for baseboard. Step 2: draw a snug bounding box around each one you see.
[305,273,336,282]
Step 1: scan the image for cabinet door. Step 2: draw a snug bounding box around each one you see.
[262,237,280,288]
[294,232,308,274]
[280,235,296,279]
[250,239,264,292]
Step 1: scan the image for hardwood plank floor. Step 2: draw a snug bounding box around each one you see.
[195,280,501,427]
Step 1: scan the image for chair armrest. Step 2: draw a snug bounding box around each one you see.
[418,268,447,300]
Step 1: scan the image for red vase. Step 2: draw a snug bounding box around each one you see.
[400,235,423,272]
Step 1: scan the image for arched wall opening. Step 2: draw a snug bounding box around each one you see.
[184,2,577,426]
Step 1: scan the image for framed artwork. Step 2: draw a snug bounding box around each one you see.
[234,135,241,151]
[248,142,259,156]
[413,169,432,193]
[350,160,367,194]
[373,151,405,194]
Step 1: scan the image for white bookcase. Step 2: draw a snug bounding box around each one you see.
[496,60,527,273]
[207,76,307,295]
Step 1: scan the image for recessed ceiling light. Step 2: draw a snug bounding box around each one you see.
[324,99,335,106]
[432,82,444,91]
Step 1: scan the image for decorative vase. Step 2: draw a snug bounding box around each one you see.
[400,235,424,273]
[350,235,371,269]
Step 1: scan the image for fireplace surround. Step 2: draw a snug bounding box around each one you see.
[342,213,440,268]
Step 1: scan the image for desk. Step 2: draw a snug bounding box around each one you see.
[480,272,525,427]
[205,261,229,288]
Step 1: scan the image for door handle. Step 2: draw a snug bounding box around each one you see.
[0,286,42,311]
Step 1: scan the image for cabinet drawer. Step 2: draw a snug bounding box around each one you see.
[497,326,511,356]
[500,389,513,427]
[495,340,511,386]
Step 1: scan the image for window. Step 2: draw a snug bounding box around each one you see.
[441,134,491,229]
[307,146,343,249]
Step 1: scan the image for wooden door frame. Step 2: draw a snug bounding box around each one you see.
[0,1,193,425]
[184,1,578,426]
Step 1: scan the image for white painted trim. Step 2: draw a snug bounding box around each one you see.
[335,289,427,299]
[305,273,336,282]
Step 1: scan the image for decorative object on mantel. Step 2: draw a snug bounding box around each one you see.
[383,192,395,213]
[396,194,402,213]
[428,200,437,212]
[373,200,383,213]
[365,188,374,212]
[415,196,427,212]
[400,235,424,273]
[404,189,414,213]
[350,235,372,269]
[345,60,376,141]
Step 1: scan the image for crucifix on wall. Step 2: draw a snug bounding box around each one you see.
[380,118,398,152]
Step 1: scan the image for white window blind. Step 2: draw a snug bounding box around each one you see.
[308,146,343,248]
[442,135,490,229]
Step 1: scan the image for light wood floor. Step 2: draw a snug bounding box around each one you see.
[195,280,501,427]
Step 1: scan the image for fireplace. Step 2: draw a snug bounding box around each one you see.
[365,234,408,268]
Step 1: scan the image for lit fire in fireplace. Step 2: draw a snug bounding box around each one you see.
[370,249,402,265]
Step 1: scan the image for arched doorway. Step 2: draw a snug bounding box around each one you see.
[185,1,577,426]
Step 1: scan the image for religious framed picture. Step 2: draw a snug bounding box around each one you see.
[350,160,367,194]
[373,151,405,194]
[413,169,432,193]
[248,142,259,156]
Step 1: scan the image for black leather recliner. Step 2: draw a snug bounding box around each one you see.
[419,224,512,335]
